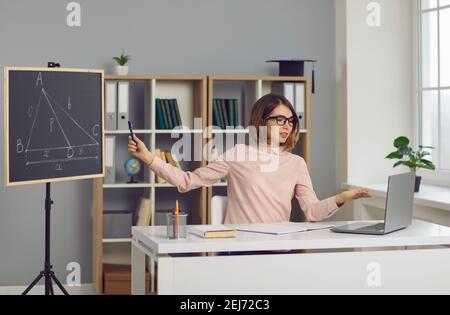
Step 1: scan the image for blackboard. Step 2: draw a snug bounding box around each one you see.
[4,67,105,186]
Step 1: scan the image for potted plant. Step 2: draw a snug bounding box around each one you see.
[113,53,131,75]
[385,136,435,192]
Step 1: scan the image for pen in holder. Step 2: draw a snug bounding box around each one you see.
[166,212,188,239]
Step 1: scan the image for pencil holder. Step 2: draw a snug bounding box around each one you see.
[166,213,188,239]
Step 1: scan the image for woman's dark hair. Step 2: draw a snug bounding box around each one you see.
[249,93,300,150]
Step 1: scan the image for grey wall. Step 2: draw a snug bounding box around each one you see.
[0,0,336,285]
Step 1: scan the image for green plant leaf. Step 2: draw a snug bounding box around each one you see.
[393,160,416,170]
[386,151,403,159]
[394,136,410,148]
[417,163,435,171]
[113,54,131,66]
[398,145,412,156]
[420,159,435,167]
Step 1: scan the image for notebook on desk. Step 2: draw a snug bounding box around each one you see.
[234,222,335,235]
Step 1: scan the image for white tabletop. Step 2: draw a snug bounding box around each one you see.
[132,220,450,255]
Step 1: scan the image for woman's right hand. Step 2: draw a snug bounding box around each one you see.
[128,135,155,165]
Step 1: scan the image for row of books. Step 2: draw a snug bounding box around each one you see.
[154,149,182,184]
[156,98,182,130]
[213,99,239,129]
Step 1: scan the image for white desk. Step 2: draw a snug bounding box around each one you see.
[131,220,450,295]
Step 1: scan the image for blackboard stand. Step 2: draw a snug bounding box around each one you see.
[21,62,69,295]
[22,183,69,295]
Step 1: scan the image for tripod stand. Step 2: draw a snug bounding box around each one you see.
[22,183,69,295]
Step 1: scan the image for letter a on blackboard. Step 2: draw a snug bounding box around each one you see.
[36,72,43,87]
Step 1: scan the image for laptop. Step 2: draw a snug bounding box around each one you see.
[331,172,415,235]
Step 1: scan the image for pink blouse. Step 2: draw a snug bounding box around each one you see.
[149,143,341,224]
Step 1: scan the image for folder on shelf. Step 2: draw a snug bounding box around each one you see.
[294,83,306,129]
[105,81,117,130]
[117,81,129,130]
[104,136,115,184]
[272,82,295,107]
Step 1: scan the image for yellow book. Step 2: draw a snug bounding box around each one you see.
[137,197,152,226]
[190,225,236,238]
[165,151,181,169]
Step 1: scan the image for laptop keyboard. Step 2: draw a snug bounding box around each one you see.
[355,222,385,232]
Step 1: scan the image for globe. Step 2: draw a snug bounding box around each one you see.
[124,158,141,183]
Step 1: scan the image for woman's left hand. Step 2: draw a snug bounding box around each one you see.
[335,189,372,207]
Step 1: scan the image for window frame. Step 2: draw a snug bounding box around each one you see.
[415,0,450,187]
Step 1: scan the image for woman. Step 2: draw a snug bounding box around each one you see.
[128,94,371,224]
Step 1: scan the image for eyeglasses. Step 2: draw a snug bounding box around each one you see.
[265,115,296,127]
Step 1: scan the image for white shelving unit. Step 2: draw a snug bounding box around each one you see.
[93,75,207,294]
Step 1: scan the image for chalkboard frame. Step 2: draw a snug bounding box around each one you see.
[4,66,105,186]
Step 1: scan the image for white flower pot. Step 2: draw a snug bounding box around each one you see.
[115,65,129,75]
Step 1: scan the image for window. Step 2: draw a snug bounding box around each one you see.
[417,0,450,182]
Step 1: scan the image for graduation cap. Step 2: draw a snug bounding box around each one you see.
[267,59,317,93]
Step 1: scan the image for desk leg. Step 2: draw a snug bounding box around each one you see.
[131,241,146,295]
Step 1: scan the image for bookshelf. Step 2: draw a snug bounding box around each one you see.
[92,74,312,294]
[92,75,207,294]
[205,76,311,224]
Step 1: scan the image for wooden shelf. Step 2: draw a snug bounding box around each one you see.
[211,129,249,134]
[212,182,228,187]
[105,75,206,81]
[154,129,204,134]
[105,129,153,135]
[93,75,208,295]
[105,129,204,135]
[102,238,132,244]
[103,183,152,189]
[210,129,308,134]
[208,75,308,81]
[154,183,177,188]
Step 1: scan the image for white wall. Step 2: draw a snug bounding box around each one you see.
[346,0,414,183]
[0,0,338,286]
[334,0,414,219]
[336,0,414,186]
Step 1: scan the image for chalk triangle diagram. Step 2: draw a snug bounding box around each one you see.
[26,88,99,165]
